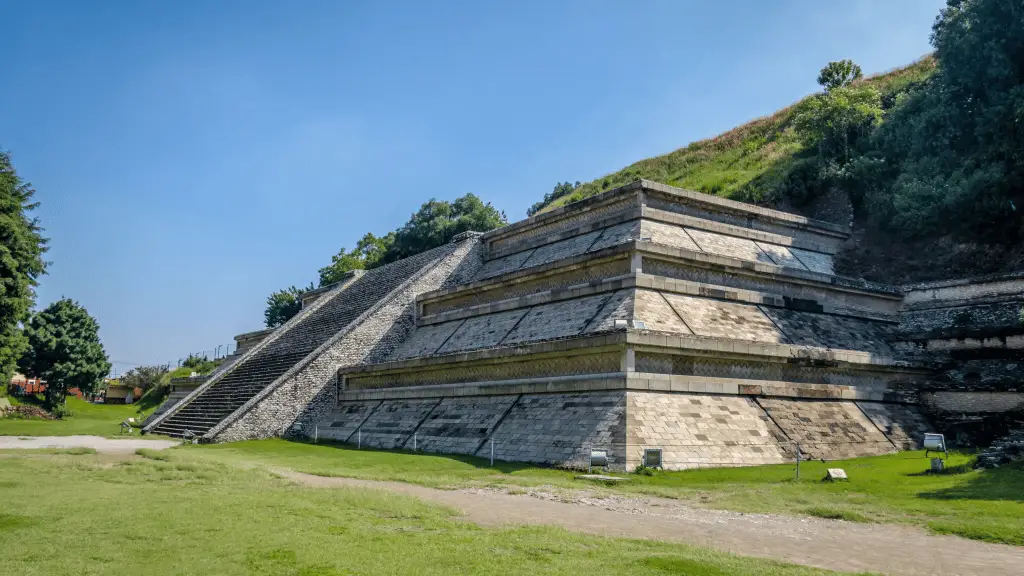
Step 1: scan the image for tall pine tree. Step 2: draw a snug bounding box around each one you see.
[0,150,48,384]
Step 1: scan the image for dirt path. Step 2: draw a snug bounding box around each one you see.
[282,469,1023,576]
[0,435,178,454]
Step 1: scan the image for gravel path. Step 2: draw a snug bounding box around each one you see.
[0,435,178,454]
[283,469,1024,576]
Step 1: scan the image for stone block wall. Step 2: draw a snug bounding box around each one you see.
[317,401,380,442]
[626,392,791,469]
[402,395,519,455]
[856,401,931,450]
[755,398,895,460]
[357,399,442,449]
[478,391,627,469]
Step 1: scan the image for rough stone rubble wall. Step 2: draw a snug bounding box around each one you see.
[211,239,484,442]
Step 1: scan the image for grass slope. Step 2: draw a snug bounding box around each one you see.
[0,396,155,437]
[200,440,1024,546]
[0,450,833,576]
[537,57,936,213]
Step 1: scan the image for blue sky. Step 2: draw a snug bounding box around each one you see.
[1,0,944,372]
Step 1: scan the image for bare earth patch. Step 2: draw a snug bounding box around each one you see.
[0,435,177,454]
[283,469,1024,576]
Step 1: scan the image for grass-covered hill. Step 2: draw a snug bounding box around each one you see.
[530,0,1024,285]
[534,58,937,214]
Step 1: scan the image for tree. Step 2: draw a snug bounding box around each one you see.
[0,151,48,384]
[795,82,883,165]
[120,364,168,393]
[378,193,506,264]
[817,59,863,93]
[19,298,111,409]
[264,283,312,328]
[318,232,394,286]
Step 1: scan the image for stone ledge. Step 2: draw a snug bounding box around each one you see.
[340,328,927,382]
[479,180,849,248]
[419,241,900,315]
[641,206,839,255]
[337,372,910,403]
[486,209,641,261]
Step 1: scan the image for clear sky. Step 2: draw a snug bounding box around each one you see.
[1,0,944,373]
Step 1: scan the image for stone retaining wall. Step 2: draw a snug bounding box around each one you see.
[317,389,930,471]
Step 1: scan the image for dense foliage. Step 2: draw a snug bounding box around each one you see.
[19,298,111,408]
[120,364,169,393]
[268,194,506,326]
[0,151,48,384]
[857,0,1024,240]
[264,284,312,328]
[181,353,220,374]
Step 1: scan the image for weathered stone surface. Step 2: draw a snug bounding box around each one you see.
[521,230,603,269]
[584,289,633,333]
[662,294,786,343]
[479,391,627,469]
[634,289,691,334]
[437,309,528,354]
[641,220,701,252]
[756,398,895,460]
[755,241,808,271]
[588,220,641,252]
[388,320,464,361]
[357,399,441,449]
[318,401,381,442]
[856,402,932,450]
[791,247,835,275]
[627,392,790,470]
[403,395,518,455]
[473,249,535,281]
[685,228,775,265]
[502,293,611,345]
[760,307,893,355]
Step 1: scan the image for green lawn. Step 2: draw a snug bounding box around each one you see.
[199,439,1024,546]
[0,396,156,438]
[0,449,836,576]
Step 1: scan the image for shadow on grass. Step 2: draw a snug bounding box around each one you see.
[284,437,554,475]
[918,461,1024,503]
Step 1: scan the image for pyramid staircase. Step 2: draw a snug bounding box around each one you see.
[147,247,449,439]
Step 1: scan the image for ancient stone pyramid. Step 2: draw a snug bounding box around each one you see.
[145,181,1021,469]
[316,180,935,470]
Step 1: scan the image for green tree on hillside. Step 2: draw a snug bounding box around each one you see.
[264,284,313,328]
[795,78,883,166]
[378,193,506,264]
[0,151,48,384]
[318,232,394,286]
[816,59,863,92]
[19,299,111,409]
